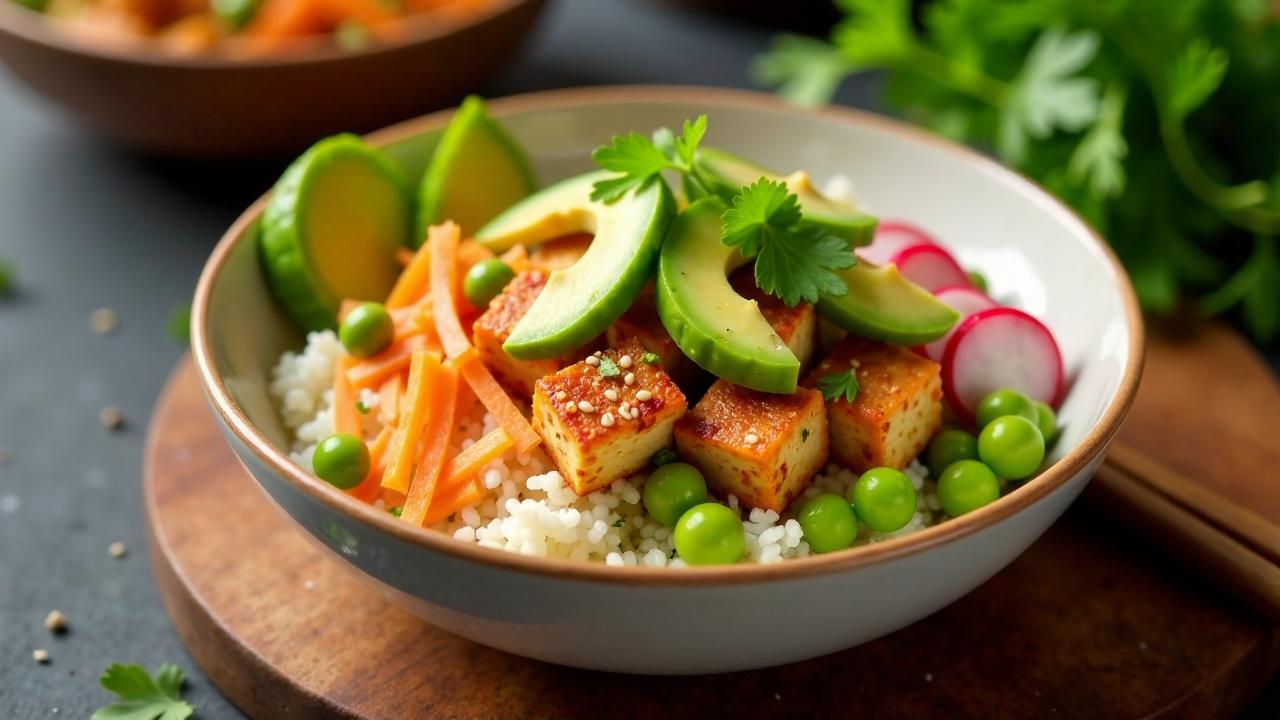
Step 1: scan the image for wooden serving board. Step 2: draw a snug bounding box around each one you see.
[145,324,1280,719]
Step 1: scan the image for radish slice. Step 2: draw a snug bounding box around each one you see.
[892,244,970,292]
[858,221,940,266]
[941,307,1065,424]
[922,285,1000,361]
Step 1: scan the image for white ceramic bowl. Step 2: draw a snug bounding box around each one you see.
[192,86,1143,674]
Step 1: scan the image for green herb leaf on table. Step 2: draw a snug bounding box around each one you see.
[721,178,856,307]
[817,370,859,404]
[998,27,1101,163]
[597,356,621,377]
[92,663,194,720]
[590,115,707,204]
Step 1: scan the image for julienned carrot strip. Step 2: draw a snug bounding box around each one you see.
[246,0,323,39]
[332,357,360,436]
[423,478,486,526]
[395,247,416,267]
[378,375,403,426]
[499,243,528,271]
[347,335,426,390]
[440,428,513,489]
[457,239,495,271]
[386,241,433,309]
[318,0,397,25]
[453,349,540,454]
[380,350,442,494]
[454,376,479,420]
[400,363,460,526]
[350,424,395,503]
[428,222,472,358]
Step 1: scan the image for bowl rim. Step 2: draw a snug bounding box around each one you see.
[192,84,1145,586]
[0,0,540,69]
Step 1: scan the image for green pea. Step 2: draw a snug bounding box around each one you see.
[978,415,1045,480]
[339,302,394,359]
[797,494,859,553]
[975,388,1038,429]
[312,433,370,490]
[925,429,979,477]
[936,460,1000,517]
[967,270,988,293]
[674,503,746,565]
[1034,401,1059,445]
[849,467,917,533]
[463,258,515,308]
[643,462,708,527]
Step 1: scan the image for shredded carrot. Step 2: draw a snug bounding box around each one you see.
[428,222,472,358]
[380,487,406,509]
[380,350,442,494]
[440,428,512,489]
[378,375,403,426]
[454,375,479,419]
[399,363,459,526]
[386,241,434,309]
[332,356,361,436]
[395,247,416,267]
[347,335,426,390]
[499,243,529,271]
[350,424,396,503]
[458,239,495,270]
[453,349,540,453]
[423,478,486,525]
[317,0,397,26]
[246,0,324,39]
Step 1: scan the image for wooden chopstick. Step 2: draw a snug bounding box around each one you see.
[1105,442,1280,567]
[1089,460,1280,625]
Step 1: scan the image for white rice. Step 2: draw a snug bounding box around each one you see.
[271,331,940,566]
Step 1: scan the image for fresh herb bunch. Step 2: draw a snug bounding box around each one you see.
[591,116,859,307]
[92,663,194,720]
[755,0,1280,342]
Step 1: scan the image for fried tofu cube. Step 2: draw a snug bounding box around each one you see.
[730,268,816,368]
[528,233,592,272]
[805,336,942,472]
[533,339,688,496]
[472,269,587,398]
[674,380,829,512]
[606,291,704,389]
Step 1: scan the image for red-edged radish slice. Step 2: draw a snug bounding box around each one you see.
[858,221,940,266]
[941,307,1065,424]
[892,244,970,292]
[922,285,1000,361]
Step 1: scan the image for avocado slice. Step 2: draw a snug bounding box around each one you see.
[816,262,961,345]
[260,134,411,332]
[692,147,877,246]
[656,198,800,394]
[416,96,537,244]
[475,172,675,360]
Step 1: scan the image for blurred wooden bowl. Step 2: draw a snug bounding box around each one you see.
[0,0,547,156]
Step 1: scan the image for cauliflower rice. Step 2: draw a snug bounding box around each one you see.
[271,330,942,567]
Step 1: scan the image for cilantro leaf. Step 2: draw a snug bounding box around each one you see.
[721,179,855,306]
[640,351,660,364]
[1166,39,1228,121]
[355,399,371,415]
[597,356,621,377]
[93,663,193,720]
[998,27,1101,163]
[816,370,859,404]
[389,505,403,517]
[590,116,707,204]
[1068,83,1128,199]
[753,34,852,108]
[831,0,915,67]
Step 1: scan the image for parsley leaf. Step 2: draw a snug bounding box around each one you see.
[998,27,1101,163]
[597,356,621,377]
[355,399,371,415]
[817,370,859,404]
[831,0,915,67]
[590,116,707,204]
[1166,39,1228,121]
[389,506,403,517]
[753,34,853,108]
[640,351,660,364]
[651,447,679,467]
[721,178,855,306]
[1067,83,1128,200]
[92,663,194,720]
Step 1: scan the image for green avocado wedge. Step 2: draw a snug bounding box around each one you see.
[656,198,800,394]
[692,147,877,246]
[816,262,961,345]
[475,172,675,359]
[260,134,411,332]
[416,96,537,244]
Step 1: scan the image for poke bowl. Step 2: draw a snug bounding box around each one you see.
[191,85,1143,674]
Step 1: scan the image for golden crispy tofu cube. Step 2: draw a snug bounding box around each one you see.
[730,268,816,369]
[472,269,586,398]
[606,291,704,390]
[533,339,688,496]
[528,233,592,272]
[805,336,942,473]
[674,380,829,512]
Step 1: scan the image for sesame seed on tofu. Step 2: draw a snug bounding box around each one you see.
[532,338,687,496]
[675,380,829,513]
[804,336,942,473]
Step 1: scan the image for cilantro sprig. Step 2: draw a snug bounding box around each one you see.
[817,370,859,404]
[590,115,707,203]
[92,663,194,720]
[753,0,1280,343]
[722,179,856,307]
